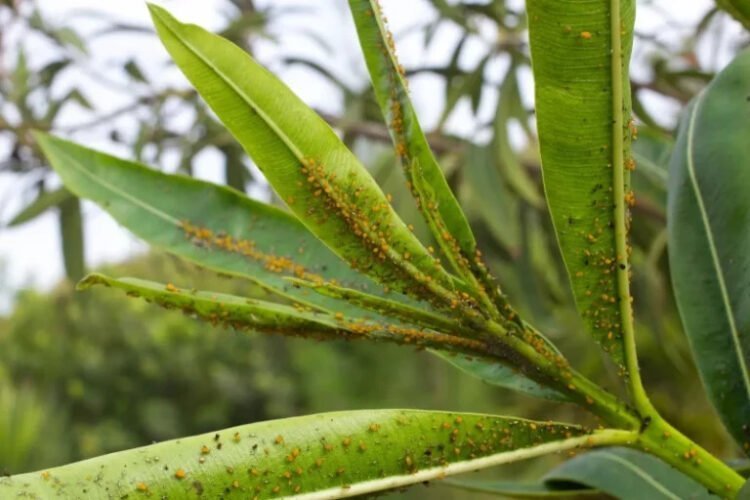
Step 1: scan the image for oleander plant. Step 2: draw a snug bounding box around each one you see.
[2,0,749,498]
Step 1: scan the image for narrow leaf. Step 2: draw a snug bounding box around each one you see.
[81,274,496,358]
[348,0,476,256]
[0,410,591,498]
[347,0,502,313]
[34,133,419,321]
[287,277,461,334]
[544,448,713,499]
[148,5,457,308]
[287,278,577,400]
[450,447,713,499]
[527,0,637,373]
[432,351,570,402]
[80,273,334,330]
[667,48,750,453]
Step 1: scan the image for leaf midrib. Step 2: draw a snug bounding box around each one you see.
[685,90,750,398]
[54,146,180,225]
[45,140,335,312]
[152,8,307,163]
[295,433,607,500]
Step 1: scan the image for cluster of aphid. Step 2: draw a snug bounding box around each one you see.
[122,413,589,498]
[371,1,525,331]
[180,220,324,284]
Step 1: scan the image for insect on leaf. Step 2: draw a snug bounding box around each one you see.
[33,132,428,322]
[0,410,590,498]
[82,274,496,358]
[148,5,458,309]
[348,0,501,311]
[527,0,637,375]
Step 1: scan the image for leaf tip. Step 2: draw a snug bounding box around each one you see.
[145,2,174,28]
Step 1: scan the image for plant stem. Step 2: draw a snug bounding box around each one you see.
[480,316,744,498]
[636,415,745,498]
[483,320,640,430]
[609,0,653,417]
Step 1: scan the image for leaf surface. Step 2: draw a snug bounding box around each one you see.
[149,5,455,305]
[34,133,410,319]
[347,0,508,315]
[347,0,476,260]
[80,274,491,357]
[527,0,636,373]
[0,410,589,499]
[449,447,712,499]
[667,48,750,453]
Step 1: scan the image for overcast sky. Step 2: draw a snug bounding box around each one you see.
[0,0,743,313]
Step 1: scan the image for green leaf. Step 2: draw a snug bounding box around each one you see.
[59,197,85,281]
[667,48,750,453]
[82,273,492,357]
[716,0,750,31]
[6,187,73,226]
[79,272,341,335]
[347,0,493,304]
[33,132,419,321]
[148,5,457,307]
[432,351,570,402]
[544,448,713,499]
[527,0,637,374]
[0,410,591,498]
[449,447,713,499]
[287,277,461,334]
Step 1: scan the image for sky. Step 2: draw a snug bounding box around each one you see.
[0,0,743,313]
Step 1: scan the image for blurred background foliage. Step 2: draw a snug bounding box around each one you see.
[0,0,748,494]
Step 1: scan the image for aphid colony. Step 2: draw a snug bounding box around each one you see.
[123,411,589,498]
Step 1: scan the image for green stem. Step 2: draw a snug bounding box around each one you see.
[484,321,640,430]
[636,415,745,499]
[610,0,652,416]
[480,320,742,497]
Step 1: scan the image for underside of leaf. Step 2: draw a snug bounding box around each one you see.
[148,4,466,312]
[0,410,590,499]
[527,0,637,375]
